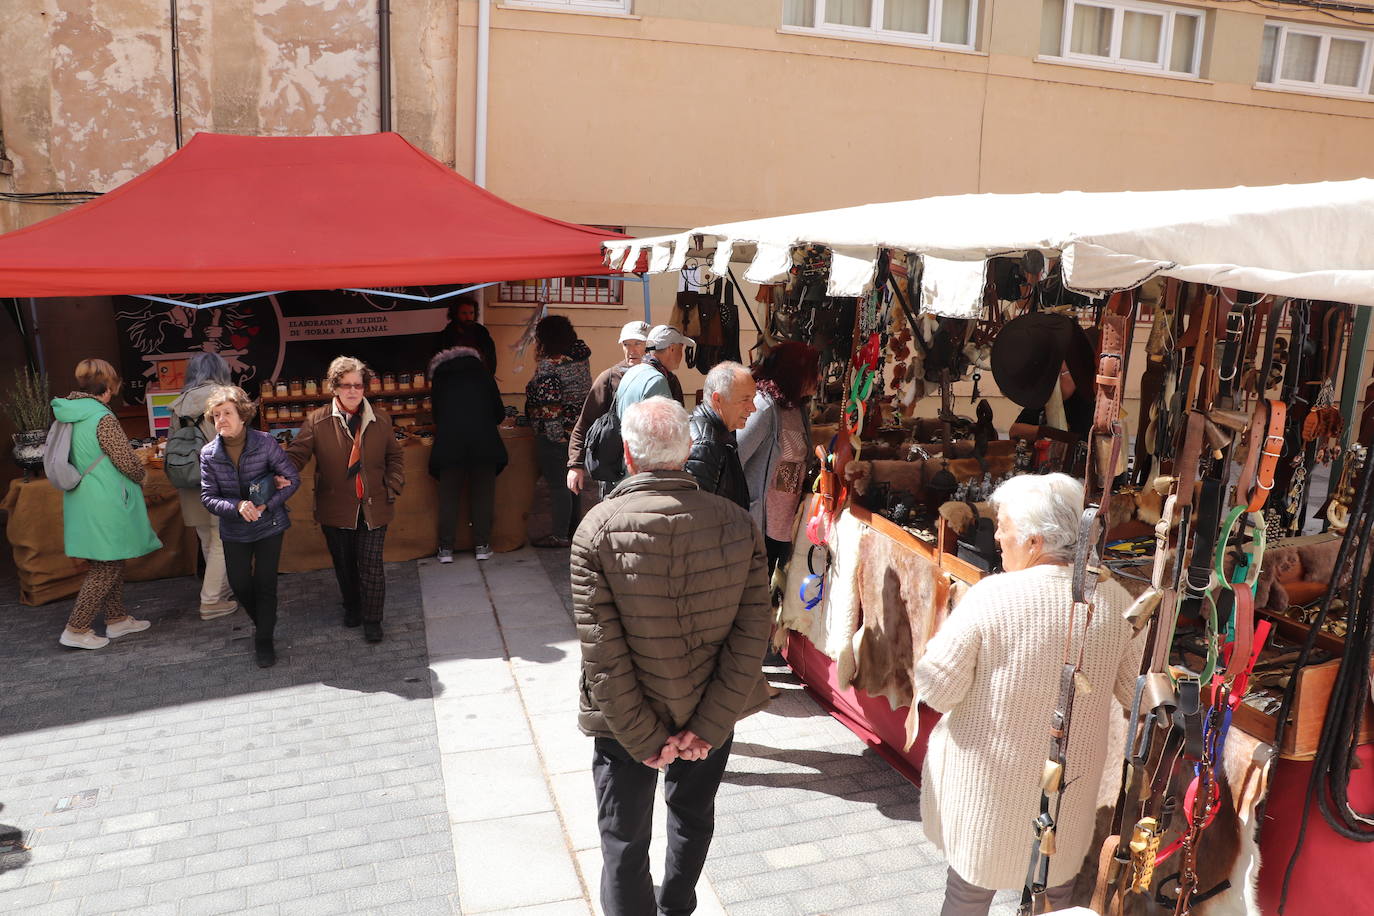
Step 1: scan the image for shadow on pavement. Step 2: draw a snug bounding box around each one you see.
[0,562,435,741]
[724,740,922,823]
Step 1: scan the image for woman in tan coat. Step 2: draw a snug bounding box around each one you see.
[913,473,1142,916]
[284,357,404,643]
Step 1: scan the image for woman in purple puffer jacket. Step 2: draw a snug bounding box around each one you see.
[199,386,300,668]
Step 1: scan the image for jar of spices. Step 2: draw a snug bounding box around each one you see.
[381,373,396,393]
[260,381,274,399]
[275,381,289,398]
[289,379,304,397]
[265,404,279,422]
[288,404,301,421]
[406,397,418,411]
[399,372,412,390]
[421,396,432,411]
[304,378,318,397]
[413,371,426,389]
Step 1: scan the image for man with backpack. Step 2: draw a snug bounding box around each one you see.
[167,353,239,620]
[565,321,650,497]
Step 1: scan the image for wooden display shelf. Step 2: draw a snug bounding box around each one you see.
[258,386,430,404]
[265,409,431,428]
[848,504,985,586]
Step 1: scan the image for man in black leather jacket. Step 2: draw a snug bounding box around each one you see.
[686,361,756,510]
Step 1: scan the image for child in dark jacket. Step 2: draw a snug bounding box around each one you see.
[199,386,300,668]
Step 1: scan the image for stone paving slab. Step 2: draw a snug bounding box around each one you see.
[0,561,458,915]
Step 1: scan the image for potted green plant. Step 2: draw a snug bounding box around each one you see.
[2,367,52,475]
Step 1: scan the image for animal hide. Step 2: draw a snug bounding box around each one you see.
[851,532,950,749]
[776,500,865,684]
[1072,723,1275,915]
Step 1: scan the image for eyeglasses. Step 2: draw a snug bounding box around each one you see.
[335,383,365,390]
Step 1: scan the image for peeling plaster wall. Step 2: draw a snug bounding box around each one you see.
[0,0,459,235]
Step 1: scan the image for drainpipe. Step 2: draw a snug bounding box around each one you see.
[379,0,393,132]
[169,0,183,148]
[474,0,490,187]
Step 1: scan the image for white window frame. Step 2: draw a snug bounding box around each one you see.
[1053,0,1203,77]
[781,0,979,51]
[502,0,632,15]
[1257,20,1374,98]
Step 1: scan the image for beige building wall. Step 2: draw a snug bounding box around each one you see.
[2,0,1373,407]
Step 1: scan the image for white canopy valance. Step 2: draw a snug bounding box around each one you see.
[603,179,1374,307]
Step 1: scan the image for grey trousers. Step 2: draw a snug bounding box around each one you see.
[939,867,1075,916]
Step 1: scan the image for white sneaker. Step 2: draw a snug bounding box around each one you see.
[105,617,151,638]
[436,548,454,564]
[59,628,109,650]
[475,544,493,561]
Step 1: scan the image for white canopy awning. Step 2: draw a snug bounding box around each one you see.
[603,179,1374,307]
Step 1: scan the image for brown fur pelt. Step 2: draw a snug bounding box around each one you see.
[851,528,949,749]
[938,500,993,536]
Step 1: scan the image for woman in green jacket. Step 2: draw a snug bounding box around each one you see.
[54,358,162,650]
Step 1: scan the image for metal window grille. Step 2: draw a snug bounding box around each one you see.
[498,275,625,305]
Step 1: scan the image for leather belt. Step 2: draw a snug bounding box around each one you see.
[1235,399,1287,512]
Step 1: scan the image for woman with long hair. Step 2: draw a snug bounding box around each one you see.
[737,342,820,576]
[169,352,238,619]
[524,315,592,547]
[54,359,162,650]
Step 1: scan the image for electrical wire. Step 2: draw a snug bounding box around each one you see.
[0,190,102,206]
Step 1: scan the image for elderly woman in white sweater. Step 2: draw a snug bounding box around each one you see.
[914,473,1143,916]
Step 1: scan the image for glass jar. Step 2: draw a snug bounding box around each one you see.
[289,379,304,397]
[304,378,318,397]
[421,396,433,411]
[406,397,418,411]
[275,381,289,398]
[399,372,412,390]
[265,404,279,422]
[413,371,425,389]
[260,381,274,399]
[382,373,397,393]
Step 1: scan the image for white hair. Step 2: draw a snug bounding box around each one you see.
[990,473,1084,563]
[703,361,750,403]
[622,397,692,472]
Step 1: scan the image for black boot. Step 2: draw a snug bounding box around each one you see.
[343,607,361,628]
[363,621,383,643]
[255,639,276,668]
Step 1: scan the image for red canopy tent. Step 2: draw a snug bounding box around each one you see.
[0,132,622,297]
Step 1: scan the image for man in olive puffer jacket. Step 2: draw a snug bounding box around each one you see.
[572,396,771,916]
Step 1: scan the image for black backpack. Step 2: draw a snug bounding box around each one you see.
[583,406,624,483]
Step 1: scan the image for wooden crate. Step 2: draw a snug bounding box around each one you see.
[1231,656,1374,760]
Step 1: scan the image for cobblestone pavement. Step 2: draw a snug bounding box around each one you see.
[0,532,1016,914]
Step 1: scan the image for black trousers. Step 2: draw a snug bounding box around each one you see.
[438,465,497,548]
[534,435,579,538]
[591,735,733,916]
[322,517,388,623]
[223,533,284,643]
[764,536,792,580]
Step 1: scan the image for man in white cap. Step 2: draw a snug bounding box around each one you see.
[566,321,653,496]
[615,324,689,421]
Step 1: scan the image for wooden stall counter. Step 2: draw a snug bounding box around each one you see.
[279,426,537,573]
[2,468,198,606]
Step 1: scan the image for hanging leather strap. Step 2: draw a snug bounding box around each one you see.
[1234,399,1287,512]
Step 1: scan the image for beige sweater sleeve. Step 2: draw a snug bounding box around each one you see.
[912,587,982,713]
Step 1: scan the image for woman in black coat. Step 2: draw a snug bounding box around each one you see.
[429,327,507,562]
